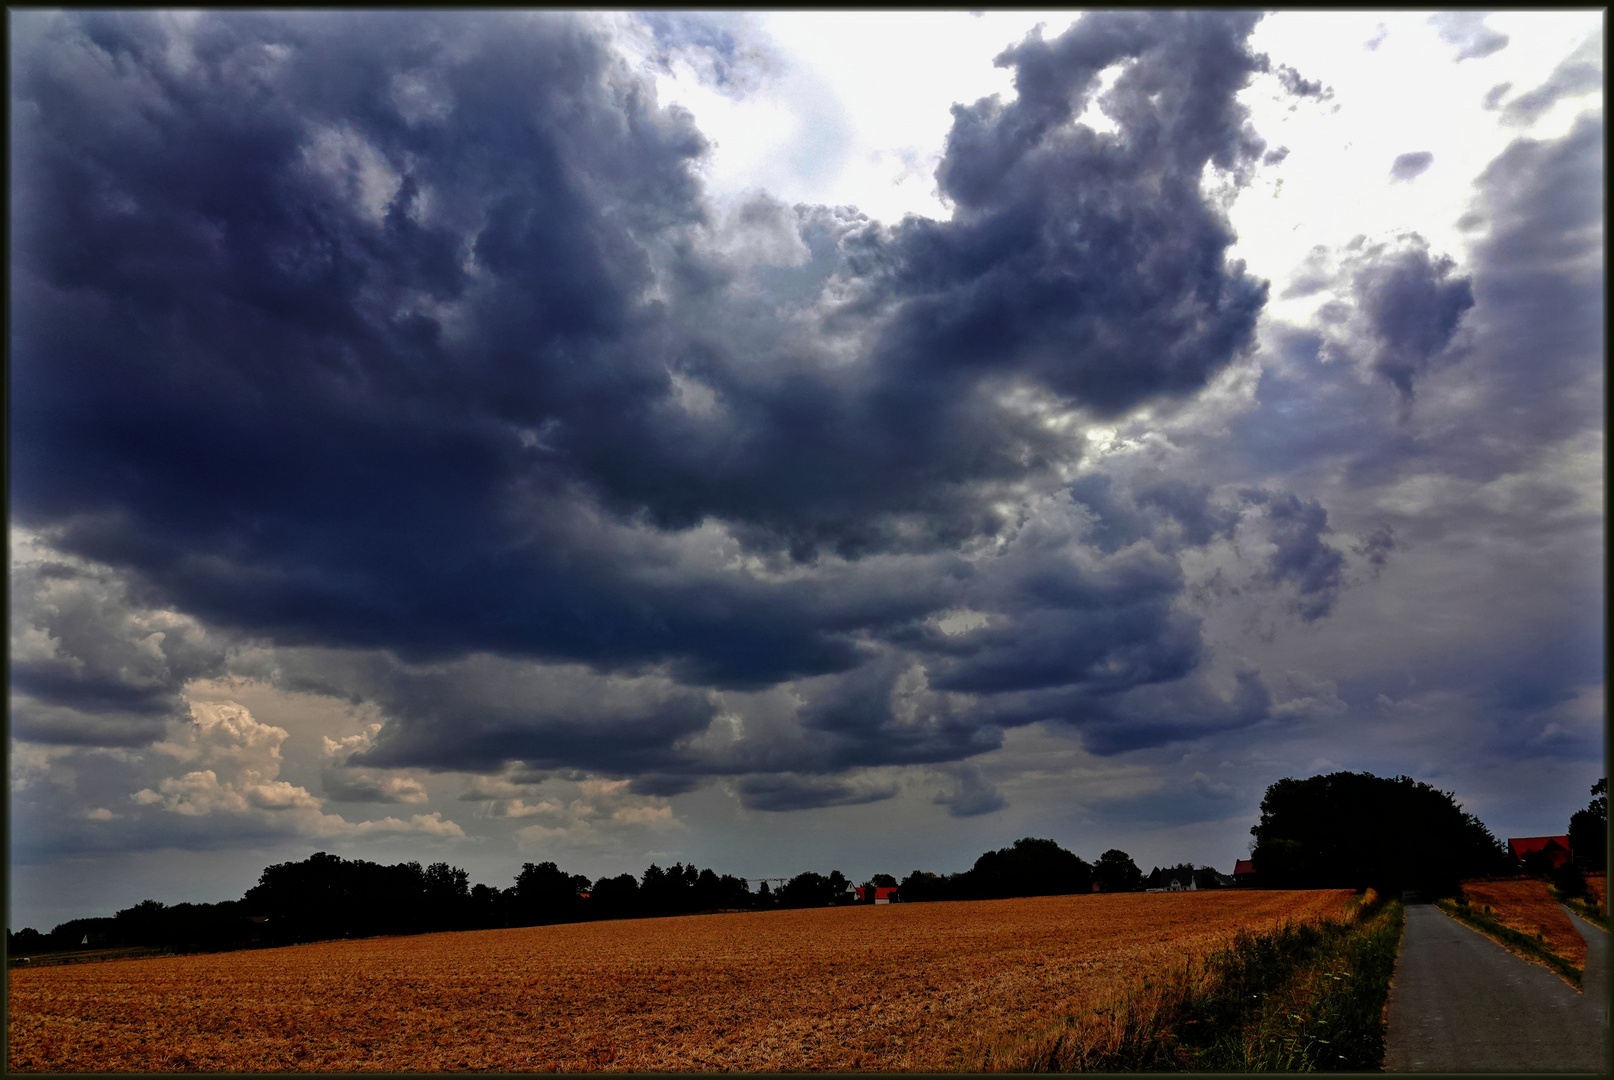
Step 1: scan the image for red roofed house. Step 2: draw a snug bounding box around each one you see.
[1233,859,1257,886]
[855,886,900,904]
[1509,835,1573,871]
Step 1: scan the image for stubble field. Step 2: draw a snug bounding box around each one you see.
[1458,877,1587,971]
[8,889,1353,1072]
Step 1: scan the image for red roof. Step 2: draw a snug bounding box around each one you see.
[857,885,900,902]
[1233,859,1256,876]
[1509,835,1571,860]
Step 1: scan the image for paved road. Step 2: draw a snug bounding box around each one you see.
[1384,903,1608,1072]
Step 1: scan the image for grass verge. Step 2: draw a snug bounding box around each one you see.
[1559,894,1609,931]
[978,893,1403,1072]
[1437,899,1582,988]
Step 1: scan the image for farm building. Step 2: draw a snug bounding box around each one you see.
[1144,867,1233,892]
[1232,859,1257,886]
[1509,835,1573,870]
[855,886,900,904]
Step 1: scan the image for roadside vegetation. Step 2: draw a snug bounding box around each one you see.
[980,891,1403,1072]
[1560,887,1607,930]
[1438,894,1582,988]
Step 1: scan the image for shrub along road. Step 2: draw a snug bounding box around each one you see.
[1384,902,1607,1071]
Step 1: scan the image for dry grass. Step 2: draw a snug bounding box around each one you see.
[7,890,1351,1072]
[1584,873,1606,915]
[1459,877,1586,971]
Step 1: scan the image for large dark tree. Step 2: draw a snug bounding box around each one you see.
[966,837,1093,899]
[1093,849,1145,893]
[776,871,838,909]
[1568,778,1607,871]
[1250,772,1512,896]
[510,861,590,925]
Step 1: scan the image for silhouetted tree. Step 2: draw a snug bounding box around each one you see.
[1569,778,1607,871]
[967,838,1093,898]
[468,882,505,928]
[8,927,45,953]
[1094,849,1144,892]
[777,871,837,908]
[1251,772,1512,896]
[423,862,470,928]
[589,873,640,919]
[511,861,589,926]
[899,870,947,902]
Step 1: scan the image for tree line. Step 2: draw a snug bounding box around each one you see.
[7,837,1149,957]
[14,770,1598,958]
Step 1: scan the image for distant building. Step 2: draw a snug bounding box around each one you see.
[1232,859,1257,886]
[1509,835,1573,871]
[1144,866,1232,892]
[855,886,900,904]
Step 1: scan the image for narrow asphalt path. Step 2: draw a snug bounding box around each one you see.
[1563,905,1607,1032]
[1383,903,1608,1072]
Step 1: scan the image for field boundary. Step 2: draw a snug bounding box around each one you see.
[976,892,1402,1072]
[8,946,178,969]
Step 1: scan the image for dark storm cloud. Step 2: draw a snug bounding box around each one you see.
[1134,480,1241,549]
[1389,151,1433,182]
[971,667,1272,757]
[1429,13,1510,63]
[793,654,1003,769]
[1351,238,1475,400]
[1438,113,1604,477]
[275,650,720,775]
[1353,525,1397,573]
[932,764,1007,818]
[1076,669,1271,756]
[891,9,1271,417]
[1240,491,1345,622]
[13,9,1276,682]
[736,773,896,812]
[1067,474,1238,555]
[11,10,1295,792]
[627,774,705,797]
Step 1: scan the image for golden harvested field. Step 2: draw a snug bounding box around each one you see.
[8,890,1351,1072]
[1459,877,1585,970]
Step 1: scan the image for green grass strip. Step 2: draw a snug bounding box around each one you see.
[1437,899,1582,988]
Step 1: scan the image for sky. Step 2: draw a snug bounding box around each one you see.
[8,9,1604,930]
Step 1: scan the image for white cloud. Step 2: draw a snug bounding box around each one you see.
[132,699,462,838]
[508,775,682,849]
